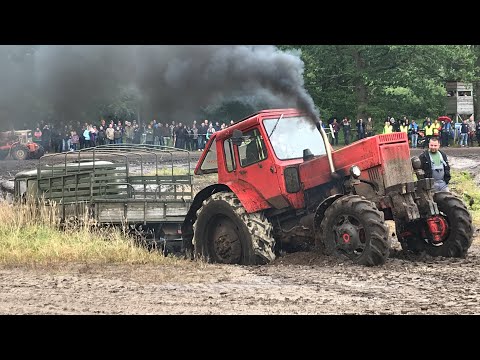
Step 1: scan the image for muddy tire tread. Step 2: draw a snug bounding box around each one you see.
[193,191,275,264]
[319,195,390,266]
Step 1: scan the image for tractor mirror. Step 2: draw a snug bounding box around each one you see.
[231,129,243,146]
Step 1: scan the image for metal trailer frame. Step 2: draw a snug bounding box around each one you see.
[14,144,195,248]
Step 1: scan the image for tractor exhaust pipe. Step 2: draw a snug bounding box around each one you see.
[318,124,336,175]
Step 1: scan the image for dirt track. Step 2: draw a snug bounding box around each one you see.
[1,240,479,314]
[1,148,480,314]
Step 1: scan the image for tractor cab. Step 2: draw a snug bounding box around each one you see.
[195,109,328,175]
[194,109,330,212]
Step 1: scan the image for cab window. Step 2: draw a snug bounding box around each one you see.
[224,139,236,172]
[238,129,267,167]
[199,138,218,173]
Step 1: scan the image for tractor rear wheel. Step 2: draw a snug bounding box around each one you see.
[318,195,390,266]
[11,145,29,160]
[193,192,275,265]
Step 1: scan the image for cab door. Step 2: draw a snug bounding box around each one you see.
[234,127,287,209]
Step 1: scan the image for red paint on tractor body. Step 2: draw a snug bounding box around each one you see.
[426,215,448,243]
[195,109,413,213]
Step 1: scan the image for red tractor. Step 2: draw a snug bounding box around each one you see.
[0,130,45,160]
[182,108,473,266]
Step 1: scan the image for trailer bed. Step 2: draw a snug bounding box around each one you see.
[14,144,195,226]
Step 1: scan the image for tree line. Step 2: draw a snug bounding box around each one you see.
[1,45,480,133]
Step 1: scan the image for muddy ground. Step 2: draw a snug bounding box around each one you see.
[1,148,480,314]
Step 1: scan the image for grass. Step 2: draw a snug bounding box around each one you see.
[0,198,185,267]
[449,170,480,226]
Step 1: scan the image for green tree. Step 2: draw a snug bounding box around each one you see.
[281,45,475,132]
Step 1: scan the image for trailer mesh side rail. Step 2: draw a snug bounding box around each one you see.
[26,144,194,225]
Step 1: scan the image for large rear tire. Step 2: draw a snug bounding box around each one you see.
[318,195,390,266]
[193,192,275,265]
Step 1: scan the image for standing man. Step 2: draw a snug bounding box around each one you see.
[419,136,451,192]
[341,117,351,145]
[365,117,374,137]
[356,118,365,140]
[198,121,207,151]
[460,119,469,147]
[409,120,418,148]
[105,123,115,144]
[441,119,452,147]
[468,116,476,147]
[383,121,393,134]
[476,119,480,146]
[331,118,340,146]
[423,119,434,148]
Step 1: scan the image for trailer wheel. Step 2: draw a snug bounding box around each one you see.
[193,191,275,265]
[318,195,390,266]
[12,145,29,160]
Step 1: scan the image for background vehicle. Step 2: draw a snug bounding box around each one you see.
[0,130,45,160]
[14,109,474,266]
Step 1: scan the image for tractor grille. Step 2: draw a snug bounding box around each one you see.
[368,167,381,182]
[378,132,407,144]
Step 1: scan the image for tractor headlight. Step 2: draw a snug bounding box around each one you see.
[350,165,361,179]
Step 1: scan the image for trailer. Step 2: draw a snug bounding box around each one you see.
[14,144,195,252]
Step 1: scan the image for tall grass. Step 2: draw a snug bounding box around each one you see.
[0,197,181,267]
[449,170,480,227]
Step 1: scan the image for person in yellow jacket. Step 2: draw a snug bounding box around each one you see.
[432,119,442,137]
[400,122,409,134]
[383,121,393,134]
[424,120,434,148]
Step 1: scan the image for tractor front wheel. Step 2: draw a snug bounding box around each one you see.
[318,195,390,266]
[399,192,473,257]
[426,192,473,257]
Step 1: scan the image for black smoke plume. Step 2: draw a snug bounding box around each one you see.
[0,45,319,130]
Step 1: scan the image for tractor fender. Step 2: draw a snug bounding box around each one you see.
[223,181,271,213]
[181,182,270,252]
[185,182,270,227]
[313,194,344,232]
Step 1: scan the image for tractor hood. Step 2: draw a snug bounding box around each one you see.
[299,132,413,191]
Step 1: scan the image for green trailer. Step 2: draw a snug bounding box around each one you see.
[14,144,195,251]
